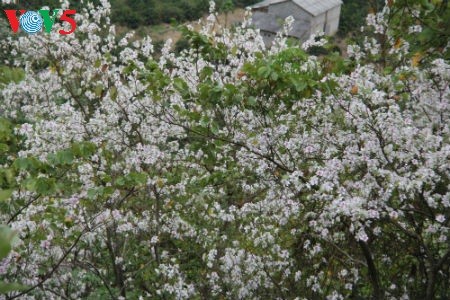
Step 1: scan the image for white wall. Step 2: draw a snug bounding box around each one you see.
[310,12,325,35]
[325,5,341,35]
[252,1,342,42]
[269,1,312,22]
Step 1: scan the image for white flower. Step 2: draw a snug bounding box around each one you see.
[436,214,446,223]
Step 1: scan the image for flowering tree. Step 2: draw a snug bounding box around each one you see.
[0,0,449,299]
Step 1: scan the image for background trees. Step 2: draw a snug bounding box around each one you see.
[1,0,387,32]
[0,0,259,28]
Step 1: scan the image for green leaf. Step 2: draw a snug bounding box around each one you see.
[35,178,56,195]
[116,172,148,187]
[0,282,28,294]
[270,71,279,81]
[128,172,148,185]
[23,178,56,195]
[0,66,24,85]
[87,188,98,200]
[210,122,219,135]
[199,66,213,81]
[212,85,222,93]
[116,176,126,187]
[13,157,40,171]
[57,150,74,165]
[0,189,13,202]
[0,143,9,154]
[0,225,14,260]
[247,96,257,107]
[94,85,104,97]
[13,158,29,170]
[23,178,36,191]
[257,66,271,78]
[110,86,118,100]
[72,142,96,158]
[173,78,189,95]
[94,59,101,68]
[48,150,74,165]
[1,168,15,186]
[291,77,307,92]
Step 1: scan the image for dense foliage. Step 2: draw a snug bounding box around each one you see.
[0,0,449,299]
[338,0,385,36]
[1,0,393,33]
[0,0,259,29]
[110,0,258,28]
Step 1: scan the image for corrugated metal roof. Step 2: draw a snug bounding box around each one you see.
[252,0,342,17]
[294,0,342,16]
[252,0,286,9]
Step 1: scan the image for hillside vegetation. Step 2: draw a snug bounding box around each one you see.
[3,0,380,34]
[1,0,258,27]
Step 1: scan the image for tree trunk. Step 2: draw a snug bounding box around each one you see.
[425,266,436,300]
[359,241,383,300]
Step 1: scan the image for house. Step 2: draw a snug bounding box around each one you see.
[251,0,342,46]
